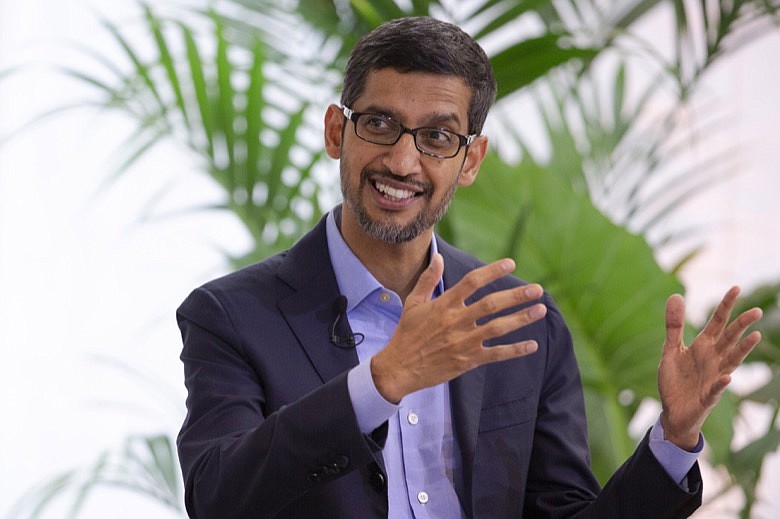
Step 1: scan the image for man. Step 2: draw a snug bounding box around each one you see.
[176,16,763,518]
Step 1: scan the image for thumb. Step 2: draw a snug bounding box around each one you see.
[664,294,686,353]
[405,253,444,307]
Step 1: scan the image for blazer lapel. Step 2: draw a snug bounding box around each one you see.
[276,216,360,383]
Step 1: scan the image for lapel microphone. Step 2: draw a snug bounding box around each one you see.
[330,295,365,349]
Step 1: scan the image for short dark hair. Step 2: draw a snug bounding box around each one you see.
[340,17,496,135]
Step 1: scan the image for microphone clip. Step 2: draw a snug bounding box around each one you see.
[330,295,365,349]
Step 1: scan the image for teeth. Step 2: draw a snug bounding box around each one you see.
[375,181,416,200]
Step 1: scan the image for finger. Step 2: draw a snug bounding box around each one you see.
[465,283,544,322]
[703,374,732,409]
[664,293,686,353]
[720,307,763,352]
[445,258,516,304]
[478,340,539,365]
[722,330,762,373]
[701,286,740,342]
[469,303,547,344]
[405,253,444,307]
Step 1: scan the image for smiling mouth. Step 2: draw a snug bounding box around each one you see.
[373,180,421,202]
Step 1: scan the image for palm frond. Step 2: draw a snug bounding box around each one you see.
[8,435,183,518]
[41,3,328,259]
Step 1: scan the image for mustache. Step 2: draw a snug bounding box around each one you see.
[360,168,432,194]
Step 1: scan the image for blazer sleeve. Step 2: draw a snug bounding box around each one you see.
[523,296,702,518]
[176,286,385,518]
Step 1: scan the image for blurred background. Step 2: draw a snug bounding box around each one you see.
[1,0,779,517]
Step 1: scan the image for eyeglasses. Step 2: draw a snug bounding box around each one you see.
[341,105,475,159]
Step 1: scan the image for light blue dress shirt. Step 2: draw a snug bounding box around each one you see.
[326,211,466,518]
[325,209,700,517]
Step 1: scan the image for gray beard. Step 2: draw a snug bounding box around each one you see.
[340,164,457,244]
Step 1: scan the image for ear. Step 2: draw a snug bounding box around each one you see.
[324,104,345,159]
[457,134,488,187]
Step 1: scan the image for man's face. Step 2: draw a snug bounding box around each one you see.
[324,68,487,244]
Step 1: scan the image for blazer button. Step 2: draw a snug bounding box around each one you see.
[307,470,323,483]
[330,454,349,473]
[369,470,386,493]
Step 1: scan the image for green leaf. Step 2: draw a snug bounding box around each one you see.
[243,39,267,211]
[742,372,780,405]
[8,470,77,518]
[702,390,738,466]
[730,428,780,489]
[491,35,598,100]
[182,22,215,157]
[470,0,548,41]
[583,389,635,481]
[213,13,237,195]
[349,0,404,28]
[101,16,167,117]
[145,435,180,499]
[144,5,190,127]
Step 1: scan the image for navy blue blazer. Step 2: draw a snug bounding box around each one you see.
[176,214,702,518]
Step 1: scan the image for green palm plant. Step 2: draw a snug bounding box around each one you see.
[9,435,182,518]
[7,0,779,516]
[69,4,332,267]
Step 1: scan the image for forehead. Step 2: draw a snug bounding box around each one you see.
[355,68,472,127]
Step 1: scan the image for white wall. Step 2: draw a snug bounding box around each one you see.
[1,1,778,517]
[0,1,244,516]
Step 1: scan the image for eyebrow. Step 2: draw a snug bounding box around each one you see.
[359,104,464,130]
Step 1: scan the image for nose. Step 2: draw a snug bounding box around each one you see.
[382,131,422,176]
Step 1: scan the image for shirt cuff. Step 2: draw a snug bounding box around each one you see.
[648,415,703,487]
[347,357,399,434]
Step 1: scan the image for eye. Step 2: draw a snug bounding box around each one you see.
[419,128,456,149]
[360,114,395,134]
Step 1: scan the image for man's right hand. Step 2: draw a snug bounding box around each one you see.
[371,253,546,403]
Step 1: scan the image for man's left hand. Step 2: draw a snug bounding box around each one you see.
[658,286,763,450]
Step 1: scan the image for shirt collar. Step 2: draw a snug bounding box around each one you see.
[325,206,443,312]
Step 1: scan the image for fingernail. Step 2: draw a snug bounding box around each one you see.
[525,285,541,298]
[530,304,546,318]
[502,259,515,272]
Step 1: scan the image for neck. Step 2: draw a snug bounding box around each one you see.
[339,208,433,302]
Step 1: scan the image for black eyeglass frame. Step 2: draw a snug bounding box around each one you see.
[341,105,476,159]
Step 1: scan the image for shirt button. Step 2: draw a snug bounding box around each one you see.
[407,411,419,425]
[379,292,391,303]
[417,491,429,504]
